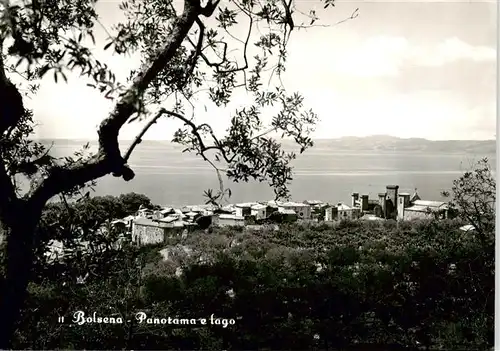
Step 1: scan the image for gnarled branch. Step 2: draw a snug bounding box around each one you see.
[123,109,166,162]
[28,0,204,209]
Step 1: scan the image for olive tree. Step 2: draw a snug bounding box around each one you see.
[443,158,496,244]
[0,0,357,346]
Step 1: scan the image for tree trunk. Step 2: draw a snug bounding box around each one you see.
[0,206,39,349]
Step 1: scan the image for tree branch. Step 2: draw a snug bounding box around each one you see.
[187,7,251,76]
[0,157,19,226]
[198,0,220,17]
[251,127,277,141]
[182,18,205,85]
[0,40,7,84]
[217,2,252,74]
[159,107,233,204]
[28,0,203,209]
[162,108,210,154]
[123,109,166,162]
[296,8,359,29]
[0,18,26,135]
[163,108,232,166]
[185,19,227,71]
[0,8,23,223]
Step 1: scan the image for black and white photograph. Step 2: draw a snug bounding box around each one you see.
[0,0,496,349]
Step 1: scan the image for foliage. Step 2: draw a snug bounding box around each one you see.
[29,193,151,284]
[0,2,357,344]
[14,218,494,350]
[312,204,328,221]
[0,0,349,203]
[38,192,150,236]
[118,192,155,214]
[442,157,495,243]
[0,109,47,194]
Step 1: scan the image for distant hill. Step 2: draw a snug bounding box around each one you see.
[35,135,496,155]
[309,135,496,154]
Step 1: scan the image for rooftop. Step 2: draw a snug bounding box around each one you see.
[235,202,259,208]
[280,201,311,207]
[413,200,447,208]
[134,218,172,227]
[304,200,324,205]
[405,203,447,213]
[408,188,420,201]
[111,219,127,225]
[337,203,354,211]
[218,214,245,220]
[157,216,179,223]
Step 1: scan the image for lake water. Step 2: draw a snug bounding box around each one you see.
[43,140,496,207]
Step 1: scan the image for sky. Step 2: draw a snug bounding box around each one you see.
[26,0,497,141]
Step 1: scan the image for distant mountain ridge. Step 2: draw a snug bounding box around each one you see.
[310,135,496,154]
[35,135,496,154]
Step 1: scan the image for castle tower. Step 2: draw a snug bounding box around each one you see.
[360,194,369,211]
[351,192,359,208]
[386,185,399,219]
[378,193,387,218]
[397,193,411,220]
[410,188,421,203]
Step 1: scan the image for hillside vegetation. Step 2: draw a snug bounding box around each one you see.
[9,158,495,350]
[16,219,494,350]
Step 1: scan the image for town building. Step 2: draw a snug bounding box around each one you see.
[132,218,169,245]
[213,214,245,227]
[277,202,312,219]
[399,199,449,220]
[265,203,279,218]
[337,203,361,220]
[278,208,298,222]
[351,186,449,221]
[250,203,267,220]
[303,200,325,207]
[110,219,130,234]
[159,207,174,217]
[126,184,449,247]
[325,202,361,221]
[136,207,152,218]
[351,192,379,213]
[235,203,259,217]
[324,206,333,222]
[132,217,190,246]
